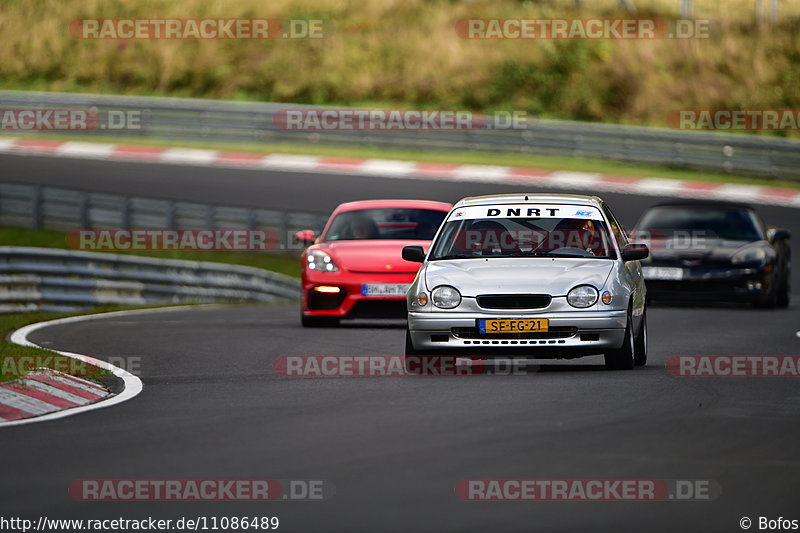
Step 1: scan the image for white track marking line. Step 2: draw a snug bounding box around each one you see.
[452,165,512,182]
[714,184,765,201]
[633,178,688,196]
[260,154,321,170]
[160,148,219,165]
[56,142,116,159]
[546,171,603,189]
[360,159,417,176]
[0,138,18,151]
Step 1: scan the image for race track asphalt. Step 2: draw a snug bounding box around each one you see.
[1,153,799,532]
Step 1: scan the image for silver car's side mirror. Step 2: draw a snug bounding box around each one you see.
[402,245,426,263]
[621,243,649,262]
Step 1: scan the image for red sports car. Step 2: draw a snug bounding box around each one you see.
[297,199,452,326]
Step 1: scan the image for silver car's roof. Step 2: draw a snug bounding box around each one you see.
[454,193,604,209]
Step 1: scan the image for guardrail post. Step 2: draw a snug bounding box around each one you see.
[167,201,177,229]
[122,197,132,229]
[679,0,692,17]
[280,213,289,252]
[247,209,257,230]
[32,186,43,229]
[79,192,90,229]
[207,205,216,229]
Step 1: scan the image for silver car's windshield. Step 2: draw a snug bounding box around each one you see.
[429,216,617,260]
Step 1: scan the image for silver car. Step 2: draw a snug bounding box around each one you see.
[401,194,649,370]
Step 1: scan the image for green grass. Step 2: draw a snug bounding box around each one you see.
[0,309,112,383]
[4,131,799,191]
[2,0,799,132]
[0,226,302,278]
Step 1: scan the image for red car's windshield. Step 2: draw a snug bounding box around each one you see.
[323,208,447,241]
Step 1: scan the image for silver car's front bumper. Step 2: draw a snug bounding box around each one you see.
[408,310,627,355]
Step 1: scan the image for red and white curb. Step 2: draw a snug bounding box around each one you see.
[1,137,799,208]
[0,368,110,422]
[0,307,212,427]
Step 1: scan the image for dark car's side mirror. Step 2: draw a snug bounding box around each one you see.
[294,229,317,245]
[768,228,791,243]
[402,245,426,263]
[621,243,649,262]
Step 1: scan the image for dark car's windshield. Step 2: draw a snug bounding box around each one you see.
[429,214,616,260]
[324,208,446,242]
[636,206,763,242]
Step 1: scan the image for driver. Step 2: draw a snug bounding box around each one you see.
[551,218,601,256]
[349,216,378,239]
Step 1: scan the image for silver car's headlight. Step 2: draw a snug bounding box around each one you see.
[431,285,461,309]
[307,250,339,272]
[567,285,599,308]
[731,246,768,266]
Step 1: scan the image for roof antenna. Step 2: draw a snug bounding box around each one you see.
[525,195,529,201]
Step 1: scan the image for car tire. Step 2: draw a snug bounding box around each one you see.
[301,314,340,327]
[777,274,790,309]
[605,308,635,370]
[634,309,648,367]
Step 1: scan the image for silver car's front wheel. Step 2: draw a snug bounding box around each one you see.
[604,308,635,370]
[634,308,648,366]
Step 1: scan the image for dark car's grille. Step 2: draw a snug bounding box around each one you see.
[452,326,576,340]
[476,294,552,309]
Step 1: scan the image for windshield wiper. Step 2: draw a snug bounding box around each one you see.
[431,254,478,261]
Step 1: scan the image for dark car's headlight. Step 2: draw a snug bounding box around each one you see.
[567,285,599,308]
[731,246,768,266]
[307,250,339,272]
[431,285,461,309]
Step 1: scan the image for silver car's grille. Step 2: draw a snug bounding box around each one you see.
[451,326,576,340]
[476,294,552,309]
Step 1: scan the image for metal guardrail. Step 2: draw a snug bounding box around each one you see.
[0,182,329,250]
[0,246,301,313]
[1,90,799,180]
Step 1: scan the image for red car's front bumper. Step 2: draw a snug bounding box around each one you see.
[302,269,416,319]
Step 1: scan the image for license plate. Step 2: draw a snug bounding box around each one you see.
[361,283,410,297]
[642,267,684,280]
[478,318,549,334]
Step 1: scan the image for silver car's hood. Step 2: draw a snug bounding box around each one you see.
[424,258,615,297]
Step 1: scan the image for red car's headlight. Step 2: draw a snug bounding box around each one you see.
[307,250,339,272]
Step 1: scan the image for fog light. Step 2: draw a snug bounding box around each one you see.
[314,286,341,293]
[601,291,613,305]
[745,281,762,291]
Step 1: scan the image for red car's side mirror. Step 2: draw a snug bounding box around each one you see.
[295,229,317,245]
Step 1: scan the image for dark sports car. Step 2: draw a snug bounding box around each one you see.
[632,201,790,308]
